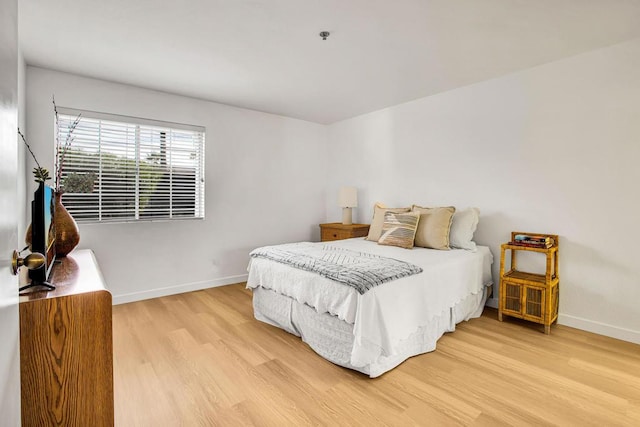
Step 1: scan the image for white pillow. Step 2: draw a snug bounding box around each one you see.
[449,208,480,251]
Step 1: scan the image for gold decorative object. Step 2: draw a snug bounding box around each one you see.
[54,192,80,257]
[11,250,45,275]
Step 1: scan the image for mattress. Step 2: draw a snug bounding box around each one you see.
[247,238,493,376]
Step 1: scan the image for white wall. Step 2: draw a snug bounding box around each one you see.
[26,67,327,303]
[24,38,640,344]
[326,38,640,344]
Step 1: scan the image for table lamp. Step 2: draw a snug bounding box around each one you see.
[339,186,358,225]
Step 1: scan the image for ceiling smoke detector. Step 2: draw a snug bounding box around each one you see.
[319,31,330,40]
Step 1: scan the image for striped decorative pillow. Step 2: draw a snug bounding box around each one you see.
[377,211,420,249]
[366,203,411,241]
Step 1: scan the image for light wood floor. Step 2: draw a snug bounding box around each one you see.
[112,283,640,426]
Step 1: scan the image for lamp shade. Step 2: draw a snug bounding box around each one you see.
[338,186,358,208]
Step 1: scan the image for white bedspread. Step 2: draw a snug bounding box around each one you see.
[246,238,493,368]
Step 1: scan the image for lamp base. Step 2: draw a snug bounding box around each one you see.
[342,207,353,225]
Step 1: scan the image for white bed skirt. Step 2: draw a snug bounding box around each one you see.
[252,284,491,378]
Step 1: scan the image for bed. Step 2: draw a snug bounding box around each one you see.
[246,237,493,377]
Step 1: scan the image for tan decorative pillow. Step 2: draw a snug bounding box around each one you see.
[377,211,420,249]
[366,203,411,241]
[411,205,456,250]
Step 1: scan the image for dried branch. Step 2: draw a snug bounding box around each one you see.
[18,127,42,170]
[53,95,82,192]
[18,127,51,183]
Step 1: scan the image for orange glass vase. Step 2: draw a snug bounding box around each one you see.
[54,192,80,257]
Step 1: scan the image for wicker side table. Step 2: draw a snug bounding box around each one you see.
[498,232,559,334]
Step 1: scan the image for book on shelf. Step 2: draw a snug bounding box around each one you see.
[513,234,554,246]
[509,240,552,248]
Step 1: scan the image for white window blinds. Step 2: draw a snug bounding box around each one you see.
[56,108,205,223]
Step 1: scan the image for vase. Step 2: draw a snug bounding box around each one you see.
[54,192,80,257]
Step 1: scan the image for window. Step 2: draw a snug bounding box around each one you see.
[56,108,205,223]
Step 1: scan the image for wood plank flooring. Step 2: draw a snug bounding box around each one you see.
[112,283,640,426]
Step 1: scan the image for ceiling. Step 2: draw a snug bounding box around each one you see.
[19,0,640,124]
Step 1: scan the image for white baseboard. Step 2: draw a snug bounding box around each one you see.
[486,298,639,345]
[557,314,640,345]
[114,280,640,346]
[112,274,249,305]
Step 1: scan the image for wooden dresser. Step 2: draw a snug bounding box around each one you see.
[319,223,370,242]
[19,249,114,426]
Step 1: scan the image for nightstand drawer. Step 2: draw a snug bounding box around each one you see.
[321,229,353,241]
[319,223,370,242]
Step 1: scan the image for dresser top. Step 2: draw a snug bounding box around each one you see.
[19,249,109,302]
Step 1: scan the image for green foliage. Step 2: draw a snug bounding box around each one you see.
[62,172,96,193]
[32,167,51,183]
[61,148,165,209]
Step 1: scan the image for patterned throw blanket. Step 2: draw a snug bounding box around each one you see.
[249,242,423,294]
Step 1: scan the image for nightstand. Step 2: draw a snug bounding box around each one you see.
[499,232,559,334]
[319,223,370,242]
